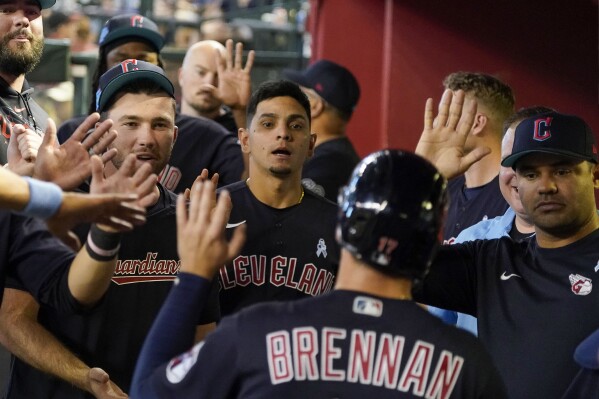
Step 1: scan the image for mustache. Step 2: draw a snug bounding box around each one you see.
[5,28,34,41]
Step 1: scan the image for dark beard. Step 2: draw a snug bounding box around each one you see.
[0,29,44,76]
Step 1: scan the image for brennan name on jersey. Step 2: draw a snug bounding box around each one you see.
[267,326,463,398]
[220,255,335,296]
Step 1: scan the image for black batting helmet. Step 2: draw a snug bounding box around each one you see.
[337,150,447,280]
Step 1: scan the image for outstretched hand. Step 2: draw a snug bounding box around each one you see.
[214,39,255,110]
[183,169,219,201]
[33,114,118,190]
[90,154,158,210]
[176,180,245,279]
[415,89,489,179]
[87,367,128,399]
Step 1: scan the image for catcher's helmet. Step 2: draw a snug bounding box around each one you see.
[337,150,447,280]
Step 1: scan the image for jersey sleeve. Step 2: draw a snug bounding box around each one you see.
[413,242,478,315]
[131,272,236,398]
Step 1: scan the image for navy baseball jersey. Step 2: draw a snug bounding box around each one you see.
[302,136,361,202]
[414,229,599,398]
[57,113,244,193]
[0,78,48,165]
[132,274,507,398]
[442,175,508,243]
[0,211,80,311]
[218,181,340,316]
[4,186,220,398]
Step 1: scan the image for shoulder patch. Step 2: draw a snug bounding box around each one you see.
[165,341,205,384]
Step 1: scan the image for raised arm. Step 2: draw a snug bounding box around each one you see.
[415,89,488,179]
[131,181,245,398]
[67,154,157,306]
[215,39,255,131]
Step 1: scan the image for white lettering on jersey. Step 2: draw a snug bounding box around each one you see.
[425,350,464,399]
[321,327,346,381]
[158,164,182,191]
[266,331,294,384]
[292,327,319,380]
[398,341,434,396]
[372,334,405,388]
[219,256,335,296]
[265,328,463,398]
[347,330,376,384]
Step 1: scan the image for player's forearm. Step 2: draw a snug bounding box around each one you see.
[0,167,33,211]
[0,290,92,393]
[68,225,121,307]
[131,273,212,397]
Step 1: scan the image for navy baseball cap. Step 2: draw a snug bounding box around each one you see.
[37,0,56,9]
[96,59,174,113]
[98,14,164,51]
[501,112,598,168]
[283,60,360,116]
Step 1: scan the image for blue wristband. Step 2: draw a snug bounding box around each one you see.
[20,177,63,219]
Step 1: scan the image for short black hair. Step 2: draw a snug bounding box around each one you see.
[246,80,311,127]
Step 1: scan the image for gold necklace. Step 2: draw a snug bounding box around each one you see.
[246,178,305,204]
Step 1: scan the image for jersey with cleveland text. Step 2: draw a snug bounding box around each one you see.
[218,181,339,316]
[414,230,599,399]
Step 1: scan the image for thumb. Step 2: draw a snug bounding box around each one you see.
[41,118,58,149]
[7,124,24,152]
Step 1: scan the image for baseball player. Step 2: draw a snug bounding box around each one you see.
[439,72,513,244]
[216,80,339,316]
[0,61,220,398]
[57,14,244,192]
[429,106,555,335]
[130,150,507,398]
[414,89,599,398]
[283,60,362,202]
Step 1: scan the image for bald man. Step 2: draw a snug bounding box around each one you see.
[178,39,254,134]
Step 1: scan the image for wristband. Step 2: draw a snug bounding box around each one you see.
[84,225,121,261]
[20,177,63,219]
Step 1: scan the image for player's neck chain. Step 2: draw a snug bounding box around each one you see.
[246,178,304,204]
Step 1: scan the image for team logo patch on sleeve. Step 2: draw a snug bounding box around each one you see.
[569,274,592,296]
[165,342,204,384]
[352,296,383,317]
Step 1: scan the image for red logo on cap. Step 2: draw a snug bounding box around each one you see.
[120,59,139,73]
[130,15,144,28]
[533,117,552,141]
[314,82,323,92]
